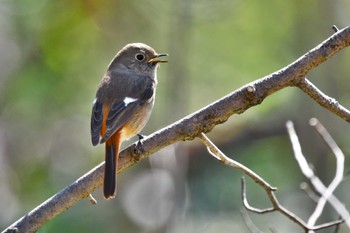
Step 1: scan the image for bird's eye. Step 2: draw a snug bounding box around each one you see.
[135,53,145,61]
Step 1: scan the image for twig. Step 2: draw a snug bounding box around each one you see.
[241,178,344,232]
[333,216,342,233]
[307,118,345,227]
[88,194,97,205]
[297,79,350,122]
[286,120,350,228]
[3,26,350,233]
[241,177,309,231]
[240,177,275,214]
[198,133,276,191]
[332,25,339,32]
[199,132,343,232]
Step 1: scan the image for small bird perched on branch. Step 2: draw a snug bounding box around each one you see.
[90,43,168,199]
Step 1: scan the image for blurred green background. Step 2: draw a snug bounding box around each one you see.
[0,0,350,232]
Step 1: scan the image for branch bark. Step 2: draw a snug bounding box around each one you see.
[3,26,350,233]
[298,79,350,122]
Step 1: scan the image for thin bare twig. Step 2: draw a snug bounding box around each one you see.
[332,25,339,32]
[199,132,343,232]
[297,79,350,123]
[88,194,97,205]
[286,120,350,228]
[241,177,344,232]
[240,177,275,214]
[307,118,345,227]
[198,133,276,191]
[241,177,310,231]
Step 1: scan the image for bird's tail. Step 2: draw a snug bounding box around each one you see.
[104,132,121,199]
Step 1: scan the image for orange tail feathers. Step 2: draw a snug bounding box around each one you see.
[104,132,121,199]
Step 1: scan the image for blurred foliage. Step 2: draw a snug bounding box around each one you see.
[0,0,350,232]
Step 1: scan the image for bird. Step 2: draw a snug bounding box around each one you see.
[90,43,167,199]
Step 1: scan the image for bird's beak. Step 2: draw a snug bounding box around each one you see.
[148,54,168,63]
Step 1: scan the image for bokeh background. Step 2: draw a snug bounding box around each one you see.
[0,0,350,232]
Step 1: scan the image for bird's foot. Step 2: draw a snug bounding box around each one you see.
[132,134,145,162]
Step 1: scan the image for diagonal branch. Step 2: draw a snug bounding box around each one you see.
[198,133,276,191]
[3,26,350,233]
[297,78,350,122]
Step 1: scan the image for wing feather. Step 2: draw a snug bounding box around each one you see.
[91,99,103,146]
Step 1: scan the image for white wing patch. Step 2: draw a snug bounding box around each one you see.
[123,97,138,107]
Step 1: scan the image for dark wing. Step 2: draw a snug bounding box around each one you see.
[139,82,154,102]
[99,101,138,143]
[91,99,103,146]
[100,78,155,143]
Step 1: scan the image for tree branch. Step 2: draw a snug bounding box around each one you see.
[286,120,350,228]
[198,131,343,231]
[297,79,350,122]
[3,26,350,233]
